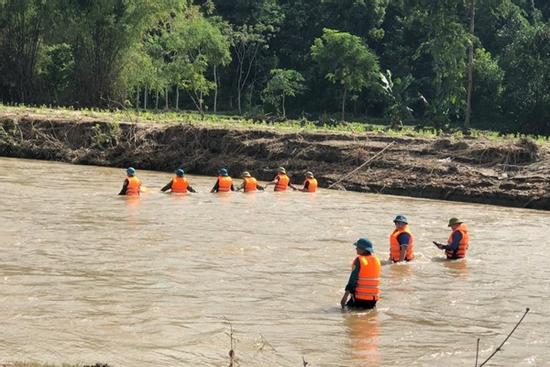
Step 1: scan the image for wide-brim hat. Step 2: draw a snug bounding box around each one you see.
[305,171,314,178]
[277,167,286,173]
[242,171,251,177]
[448,217,463,226]
[393,214,408,224]
[354,237,374,252]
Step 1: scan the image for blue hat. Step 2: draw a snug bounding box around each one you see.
[126,167,136,176]
[219,168,228,176]
[354,237,374,252]
[175,168,184,176]
[393,214,408,224]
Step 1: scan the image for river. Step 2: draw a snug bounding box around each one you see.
[0,157,548,366]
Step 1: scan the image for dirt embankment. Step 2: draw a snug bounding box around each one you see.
[1,111,549,210]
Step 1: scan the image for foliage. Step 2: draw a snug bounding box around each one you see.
[1,0,550,134]
[262,69,305,117]
[311,29,380,121]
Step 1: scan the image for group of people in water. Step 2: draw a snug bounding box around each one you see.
[118,166,317,195]
[118,166,469,311]
[341,215,469,310]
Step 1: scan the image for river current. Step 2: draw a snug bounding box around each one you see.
[0,157,548,366]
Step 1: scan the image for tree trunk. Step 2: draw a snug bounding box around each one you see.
[464,0,476,130]
[144,85,148,109]
[155,90,159,110]
[282,94,286,118]
[136,87,140,110]
[341,88,347,122]
[213,65,218,113]
[165,87,169,110]
[176,88,180,111]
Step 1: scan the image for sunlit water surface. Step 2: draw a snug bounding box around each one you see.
[0,157,548,366]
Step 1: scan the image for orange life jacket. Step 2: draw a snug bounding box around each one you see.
[217,176,233,192]
[126,176,141,196]
[243,177,257,192]
[446,223,469,259]
[389,225,414,262]
[171,176,189,193]
[303,178,318,192]
[275,173,290,191]
[352,255,381,301]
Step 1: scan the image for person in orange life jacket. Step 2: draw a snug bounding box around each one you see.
[389,214,414,263]
[300,171,318,192]
[236,171,264,192]
[433,217,470,260]
[210,168,235,193]
[118,167,141,196]
[161,168,197,193]
[341,237,381,309]
[264,167,298,191]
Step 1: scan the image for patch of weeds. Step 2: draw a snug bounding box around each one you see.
[90,122,120,149]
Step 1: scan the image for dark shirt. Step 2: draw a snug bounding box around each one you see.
[397,232,411,247]
[345,257,361,293]
[118,178,129,195]
[443,231,463,252]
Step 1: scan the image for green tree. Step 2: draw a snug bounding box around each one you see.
[262,69,304,118]
[310,28,380,121]
[0,0,54,102]
[500,23,550,134]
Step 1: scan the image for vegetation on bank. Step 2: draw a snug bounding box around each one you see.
[1,105,549,146]
[0,1,549,135]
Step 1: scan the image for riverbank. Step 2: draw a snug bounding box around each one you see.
[1,107,549,210]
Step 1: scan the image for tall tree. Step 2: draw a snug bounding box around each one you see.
[311,29,380,121]
[262,68,304,118]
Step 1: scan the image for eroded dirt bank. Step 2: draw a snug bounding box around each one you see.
[1,111,549,210]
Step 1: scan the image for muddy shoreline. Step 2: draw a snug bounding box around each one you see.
[1,111,549,210]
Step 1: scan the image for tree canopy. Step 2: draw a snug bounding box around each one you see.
[1,0,549,133]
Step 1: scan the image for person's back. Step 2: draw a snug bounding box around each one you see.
[302,172,318,192]
[211,168,235,193]
[119,167,141,196]
[274,172,290,191]
[171,176,189,193]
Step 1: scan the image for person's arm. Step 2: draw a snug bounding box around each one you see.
[160,181,172,192]
[257,183,265,191]
[397,232,410,262]
[210,179,220,193]
[300,180,310,192]
[230,183,236,192]
[288,179,299,191]
[118,179,129,195]
[188,185,197,193]
[443,231,462,251]
[236,181,245,192]
[264,176,277,187]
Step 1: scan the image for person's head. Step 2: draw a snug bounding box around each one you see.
[126,167,136,177]
[393,214,408,228]
[241,171,251,178]
[277,167,286,174]
[353,237,374,255]
[175,168,185,177]
[448,217,463,230]
[305,171,314,178]
[218,168,229,177]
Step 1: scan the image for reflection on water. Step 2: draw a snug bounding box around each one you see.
[0,157,549,367]
[343,310,380,366]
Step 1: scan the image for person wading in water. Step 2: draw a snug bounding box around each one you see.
[341,237,381,310]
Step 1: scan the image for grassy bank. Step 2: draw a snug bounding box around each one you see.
[1,104,548,145]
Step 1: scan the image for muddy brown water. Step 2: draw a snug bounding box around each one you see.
[1,157,548,367]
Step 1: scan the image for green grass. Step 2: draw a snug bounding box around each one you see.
[1,103,548,145]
